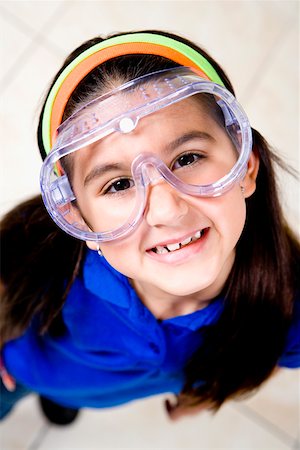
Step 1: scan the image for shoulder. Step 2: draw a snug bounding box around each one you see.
[278,293,300,368]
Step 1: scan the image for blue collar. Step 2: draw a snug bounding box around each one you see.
[83,249,132,308]
[83,249,224,331]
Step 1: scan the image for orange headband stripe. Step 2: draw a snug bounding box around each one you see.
[50,43,209,142]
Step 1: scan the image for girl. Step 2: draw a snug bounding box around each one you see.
[1,30,299,425]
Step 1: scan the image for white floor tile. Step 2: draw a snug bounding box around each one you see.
[220,0,297,98]
[0,0,65,35]
[244,21,299,230]
[0,395,47,450]
[43,0,297,97]
[241,369,300,441]
[244,22,298,158]
[1,391,297,450]
[34,395,292,449]
[0,10,32,86]
[0,43,64,213]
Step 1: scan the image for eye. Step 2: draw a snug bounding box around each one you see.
[172,153,204,170]
[104,177,135,194]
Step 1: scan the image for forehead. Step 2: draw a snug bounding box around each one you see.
[79,96,220,152]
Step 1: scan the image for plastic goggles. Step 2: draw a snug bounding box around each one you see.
[40,67,252,242]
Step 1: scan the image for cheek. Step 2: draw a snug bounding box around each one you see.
[100,239,141,276]
[216,191,247,242]
[197,188,246,247]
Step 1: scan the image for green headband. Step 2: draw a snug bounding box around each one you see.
[42,32,225,154]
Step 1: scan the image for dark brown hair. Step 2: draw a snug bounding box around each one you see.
[0,196,85,344]
[1,30,299,412]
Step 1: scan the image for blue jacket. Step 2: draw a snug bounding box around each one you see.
[3,250,300,408]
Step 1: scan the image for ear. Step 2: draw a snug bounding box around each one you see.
[242,148,260,198]
[86,241,98,251]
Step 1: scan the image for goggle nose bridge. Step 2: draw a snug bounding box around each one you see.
[132,153,173,189]
[141,163,165,186]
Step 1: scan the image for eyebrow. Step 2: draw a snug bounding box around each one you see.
[83,130,214,187]
[163,130,214,154]
[84,162,126,187]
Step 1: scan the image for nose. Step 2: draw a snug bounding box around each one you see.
[145,179,189,227]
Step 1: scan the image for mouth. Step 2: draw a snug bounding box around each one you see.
[148,228,208,255]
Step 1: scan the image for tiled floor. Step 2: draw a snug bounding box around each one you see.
[0,370,299,449]
[0,1,299,449]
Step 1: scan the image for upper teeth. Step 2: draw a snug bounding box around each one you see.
[153,230,203,254]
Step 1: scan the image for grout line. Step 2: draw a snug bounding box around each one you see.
[292,438,300,449]
[27,423,50,450]
[0,1,69,93]
[0,2,68,57]
[292,429,300,449]
[233,402,296,448]
[0,3,64,55]
[0,41,39,93]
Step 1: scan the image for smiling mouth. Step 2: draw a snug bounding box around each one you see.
[150,228,208,254]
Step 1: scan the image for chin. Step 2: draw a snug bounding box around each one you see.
[158,275,221,298]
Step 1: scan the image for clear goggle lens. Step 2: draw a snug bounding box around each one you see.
[41,67,252,242]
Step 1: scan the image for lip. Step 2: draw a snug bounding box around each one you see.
[146,227,208,251]
[146,228,210,265]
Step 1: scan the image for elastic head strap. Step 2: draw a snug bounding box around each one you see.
[42,33,225,154]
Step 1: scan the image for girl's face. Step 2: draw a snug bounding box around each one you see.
[71,98,258,302]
